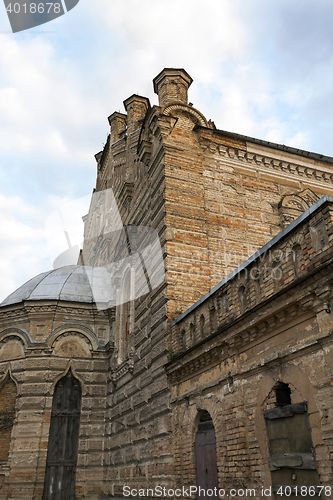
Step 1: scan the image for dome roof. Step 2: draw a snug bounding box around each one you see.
[0,265,114,307]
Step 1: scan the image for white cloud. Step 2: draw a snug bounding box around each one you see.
[0,34,103,168]
[0,194,47,300]
[93,0,249,83]
[0,193,90,302]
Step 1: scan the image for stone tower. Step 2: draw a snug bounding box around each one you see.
[1,69,333,499]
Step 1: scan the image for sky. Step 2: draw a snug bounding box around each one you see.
[1,0,333,301]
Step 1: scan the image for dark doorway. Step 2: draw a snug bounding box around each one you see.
[264,388,320,500]
[43,369,82,500]
[195,411,219,500]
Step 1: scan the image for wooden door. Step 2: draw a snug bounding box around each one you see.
[43,369,82,500]
[195,411,219,500]
[264,402,320,500]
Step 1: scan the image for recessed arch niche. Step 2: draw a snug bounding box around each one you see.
[195,410,219,499]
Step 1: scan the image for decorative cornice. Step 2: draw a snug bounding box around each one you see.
[198,136,333,185]
[227,303,300,352]
[112,359,132,382]
[24,304,57,314]
[167,346,220,383]
[0,307,27,319]
[167,301,303,383]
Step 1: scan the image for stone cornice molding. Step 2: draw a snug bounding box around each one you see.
[0,305,28,320]
[166,345,221,383]
[112,358,133,382]
[169,332,333,404]
[168,316,333,387]
[198,135,333,185]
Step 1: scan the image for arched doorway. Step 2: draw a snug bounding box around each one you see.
[195,411,219,499]
[43,369,82,500]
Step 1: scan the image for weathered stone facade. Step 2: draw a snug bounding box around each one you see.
[0,279,112,500]
[168,195,333,497]
[1,68,333,500]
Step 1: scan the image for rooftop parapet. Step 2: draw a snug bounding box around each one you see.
[123,94,150,135]
[108,111,127,144]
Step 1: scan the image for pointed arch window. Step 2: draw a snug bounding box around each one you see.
[43,369,82,500]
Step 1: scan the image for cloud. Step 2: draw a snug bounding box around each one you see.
[0,194,47,300]
[0,34,103,195]
[0,193,89,302]
[89,0,249,95]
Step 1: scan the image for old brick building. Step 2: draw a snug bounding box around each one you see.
[1,68,333,500]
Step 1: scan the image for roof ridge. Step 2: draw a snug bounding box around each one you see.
[58,265,80,299]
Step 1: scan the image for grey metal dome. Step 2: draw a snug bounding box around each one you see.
[0,265,114,307]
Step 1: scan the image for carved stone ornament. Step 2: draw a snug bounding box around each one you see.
[278,189,319,228]
[162,103,208,128]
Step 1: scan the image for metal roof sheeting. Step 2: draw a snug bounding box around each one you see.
[0,265,114,307]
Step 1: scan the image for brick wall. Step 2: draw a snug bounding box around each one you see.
[167,199,333,496]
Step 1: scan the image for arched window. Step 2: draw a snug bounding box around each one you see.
[250,267,261,301]
[43,369,82,500]
[0,376,16,462]
[195,411,218,499]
